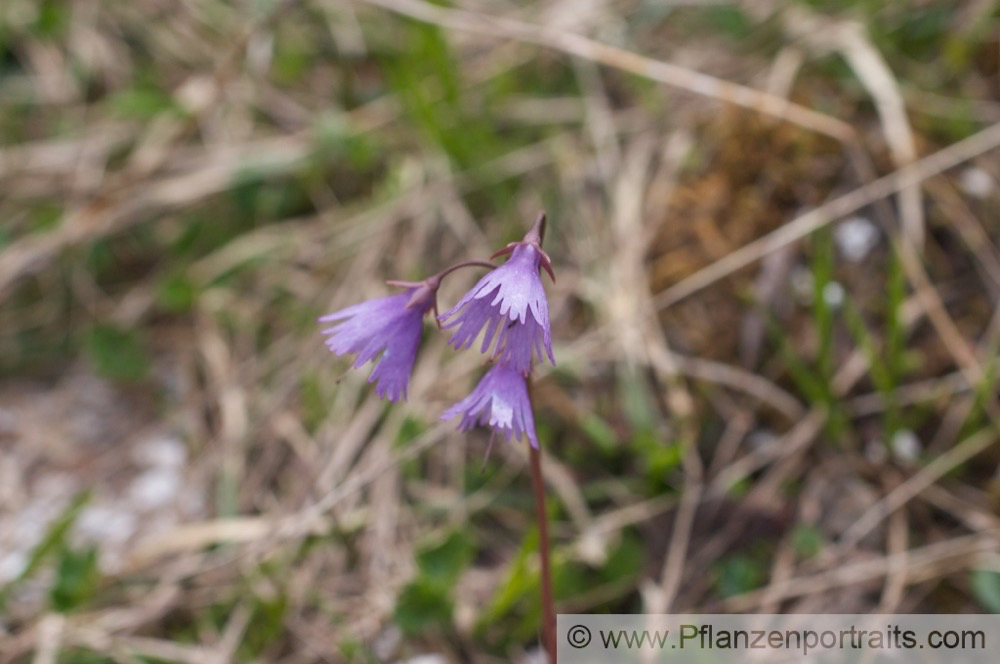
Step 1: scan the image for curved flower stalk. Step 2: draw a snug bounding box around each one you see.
[318,283,437,402]
[438,214,555,375]
[440,364,538,448]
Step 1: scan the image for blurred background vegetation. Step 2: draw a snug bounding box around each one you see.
[3,0,1000,661]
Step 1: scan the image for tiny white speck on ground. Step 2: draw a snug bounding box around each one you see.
[132,434,187,468]
[790,266,814,302]
[129,467,184,509]
[77,504,139,544]
[0,550,28,583]
[746,429,777,450]
[834,216,880,262]
[891,429,921,462]
[822,281,845,308]
[865,439,889,464]
[959,166,995,199]
[576,525,610,565]
[520,646,549,664]
[394,655,449,664]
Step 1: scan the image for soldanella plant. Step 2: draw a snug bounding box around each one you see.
[319,212,559,660]
[319,212,554,448]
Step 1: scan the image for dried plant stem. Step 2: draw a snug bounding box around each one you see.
[529,441,556,664]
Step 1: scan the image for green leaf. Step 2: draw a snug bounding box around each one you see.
[970,570,1000,613]
[313,113,378,170]
[790,525,824,559]
[600,532,644,585]
[393,579,453,636]
[0,492,90,610]
[48,650,111,664]
[394,415,427,448]
[299,373,326,433]
[580,414,617,453]
[85,324,150,382]
[108,86,179,119]
[714,553,765,598]
[477,529,539,628]
[35,0,70,38]
[619,365,656,432]
[49,545,100,612]
[633,431,683,481]
[706,6,752,39]
[242,595,288,657]
[156,272,198,314]
[32,203,63,232]
[416,530,474,586]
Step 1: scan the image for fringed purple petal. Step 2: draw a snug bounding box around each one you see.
[484,245,545,325]
[319,289,429,402]
[318,293,404,324]
[367,315,423,402]
[441,365,538,448]
[480,307,503,354]
[441,295,498,351]
[320,293,409,356]
[438,244,554,371]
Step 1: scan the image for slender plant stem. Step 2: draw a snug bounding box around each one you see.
[529,442,556,663]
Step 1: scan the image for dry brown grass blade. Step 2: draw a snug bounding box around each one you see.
[878,508,910,613]
[895,235,988,387]
[669,354,804,421]
[0,124,131,182]
[708,408,827,500]
[837,427,999,552]
[655,120,1000,310]
[722,533,1000,611]
[647,444,703,614]
[847,371,968,417]
[562,327,805,422]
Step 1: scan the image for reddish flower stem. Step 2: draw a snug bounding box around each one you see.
[432,259,498,282]
[386,260,496,292]
[387,260,497,319]
[529,439,556,663]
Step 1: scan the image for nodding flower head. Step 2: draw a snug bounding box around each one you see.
[438,213,555,374]
[441,364,538,449]
[318,280,438,402]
